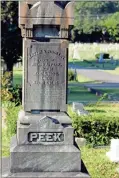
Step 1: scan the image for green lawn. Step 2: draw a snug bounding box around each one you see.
[13,69,22,87]
[68,85,108,103]
[2,129,10,157]
[85,103,119,118]
[68,102,119,119]
[81,146,119,178]
[98,88,119,100]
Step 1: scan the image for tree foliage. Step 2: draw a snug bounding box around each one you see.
[1,1,22,71]
[73,1,119,42]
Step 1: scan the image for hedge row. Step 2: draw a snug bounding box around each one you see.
[70,109,119,147]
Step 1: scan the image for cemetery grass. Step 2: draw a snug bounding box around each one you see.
[68,85,108,103]
[68,103,119,123]
[13,69,22,86]
[86,87,119,100]
[81,146,119,178]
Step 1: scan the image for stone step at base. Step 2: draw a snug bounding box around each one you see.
[10,136,81,173]
[3,172,90,178]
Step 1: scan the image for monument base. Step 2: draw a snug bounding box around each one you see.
[2,158,90,178]
[10,136,81,173]
[3,172,90,178]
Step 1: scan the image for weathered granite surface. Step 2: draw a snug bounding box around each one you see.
[2,157,90,178]
[10,136,81,173]
[19,1,74,34]
[23,40,67,112]
[17,113,73,145]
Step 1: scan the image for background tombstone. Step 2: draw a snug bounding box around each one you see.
[3,1,90,178]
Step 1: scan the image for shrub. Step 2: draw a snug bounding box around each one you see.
[1,72,22,105]
[9,86,22,106]
[68,69,75,81]
[1,72,13,102]
[69,104,119,147]
[5,102,21,138]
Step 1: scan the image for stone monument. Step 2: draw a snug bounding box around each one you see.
[2,1,90,177]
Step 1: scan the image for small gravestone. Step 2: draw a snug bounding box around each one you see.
[106,139,119,162]
[77,109,89,116]
[3,1,90,178]
[72,102,89,116]
[72,102,84,112]
[75,137,86,147]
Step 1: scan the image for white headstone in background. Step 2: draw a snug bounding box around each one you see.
[106,139,119,162]
[72,102,84,112]
[73,43,81,60]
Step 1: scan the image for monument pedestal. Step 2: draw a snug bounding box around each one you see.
[10,137,81,173]
[2,114,90,178]
[3,171,90,178]
[2,2,90,178]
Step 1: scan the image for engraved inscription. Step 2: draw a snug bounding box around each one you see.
[28,49,65,86]
[25,43,66,111]
[28,132,64,143]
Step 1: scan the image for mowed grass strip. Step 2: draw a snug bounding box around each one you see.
[81,146,119,178]
[13,69,22,86]
[68,103,119,119]
[94,88,119,100]
[85,103,119,118]
[68,85,106,102]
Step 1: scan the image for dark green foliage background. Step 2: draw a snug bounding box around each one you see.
[71,112,119,147]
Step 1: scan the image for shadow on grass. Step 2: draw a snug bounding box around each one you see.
[69,60,119,70]
[87,109,106,113]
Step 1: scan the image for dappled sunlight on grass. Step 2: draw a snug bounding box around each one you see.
[81,146,119,178]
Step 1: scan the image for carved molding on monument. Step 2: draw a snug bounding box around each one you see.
[21,28,33,38]
[19,1,74,30]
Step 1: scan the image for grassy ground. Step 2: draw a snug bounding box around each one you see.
[13,68,22,86]
[68,85,108,103]
[97,88,119,100]
[85,103,119,118]
[2,129,10,157]
[68,103,119,120]
[81,146,119,178]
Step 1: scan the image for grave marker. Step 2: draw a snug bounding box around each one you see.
[3,1,90,178]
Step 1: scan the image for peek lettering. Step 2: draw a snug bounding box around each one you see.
[28,132,64,143]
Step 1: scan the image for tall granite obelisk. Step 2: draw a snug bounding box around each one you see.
[3,1,90,178]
